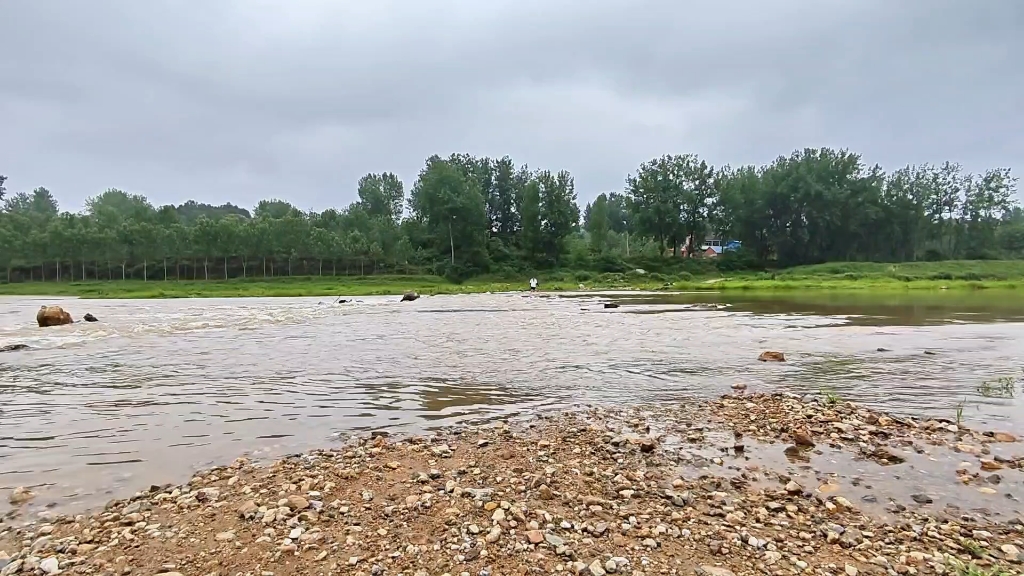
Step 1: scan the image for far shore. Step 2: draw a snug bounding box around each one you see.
[1,272,1023,300]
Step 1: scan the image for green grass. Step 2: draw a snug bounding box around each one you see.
[819,386,842,407]
[2,260,1024,299]
[670,260,1024,291]
[0,274,664,299]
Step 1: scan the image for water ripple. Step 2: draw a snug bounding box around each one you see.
[0,292,1022,513]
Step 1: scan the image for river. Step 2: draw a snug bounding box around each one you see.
[1,290,1022,515]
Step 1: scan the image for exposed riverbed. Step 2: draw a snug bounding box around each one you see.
[1,291,1022,516]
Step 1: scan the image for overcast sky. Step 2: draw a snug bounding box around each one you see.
[2,0,1022,212]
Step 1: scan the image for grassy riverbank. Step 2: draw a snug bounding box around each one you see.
[1,260,1023,299]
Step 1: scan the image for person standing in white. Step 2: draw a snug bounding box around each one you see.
[529,278,538,291]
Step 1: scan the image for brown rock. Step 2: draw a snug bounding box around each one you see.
[286,495,310,510]
[525,530,544,544]
[817,483,841,494]
[757,351,786,362]
[980,459,1003,471]
[992,432,1017,443]
[8,486,34,505]
[36,305,73,327]
[237,500,258,519]
[792,429,815,447]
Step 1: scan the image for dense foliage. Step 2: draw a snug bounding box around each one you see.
[0,148,1021,283]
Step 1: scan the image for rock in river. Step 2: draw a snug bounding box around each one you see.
[36,305,73,327]
[757,351,786,362]
[83,313,99,322]
[400,291,420,302]
[0,344,29,353]
[8,486,34,505]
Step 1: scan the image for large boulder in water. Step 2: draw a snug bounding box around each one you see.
[36,305,73,327]
[758,351,786,362]
[400,291,420,302]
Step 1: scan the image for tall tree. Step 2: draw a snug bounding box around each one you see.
[357,172,405,224]
[586,193,611,253]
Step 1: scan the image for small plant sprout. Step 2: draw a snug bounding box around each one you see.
[955,398,967,427]
[819,387,841,407]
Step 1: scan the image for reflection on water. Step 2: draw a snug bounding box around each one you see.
[0,290,1023,513]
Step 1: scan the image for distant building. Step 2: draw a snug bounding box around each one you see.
[678,234,741,258]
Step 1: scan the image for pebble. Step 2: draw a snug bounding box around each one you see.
[696,567,737,576]
[544,533,565,547]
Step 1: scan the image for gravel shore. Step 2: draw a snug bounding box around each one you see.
[1,393,1021,576]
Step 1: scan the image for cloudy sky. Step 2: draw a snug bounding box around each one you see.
[2,0,1022,212]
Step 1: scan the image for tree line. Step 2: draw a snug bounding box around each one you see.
[1,148,1021,283]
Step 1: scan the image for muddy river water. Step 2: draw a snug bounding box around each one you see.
[1,290,1022,515]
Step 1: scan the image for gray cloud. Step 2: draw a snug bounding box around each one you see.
[2,0,1021,212]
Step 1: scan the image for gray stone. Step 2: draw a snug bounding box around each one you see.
[696,567,736,576]
[39,557,59,575]
[544,533,565,547]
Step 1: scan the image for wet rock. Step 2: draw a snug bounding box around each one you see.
[83,313,98,322]
[638,437,656,453]
[730,382,747,392]
[400,291,420,302]
[910,493,933,504]
[757,351,786,362]
[8,486,34,505]
[0,344,29,353]
[989,431,1018,443]
[866,446,906,465]
[792,428,815,447]
[980,459,1003,471]
[36,305,73,327]
[603,303,619,309]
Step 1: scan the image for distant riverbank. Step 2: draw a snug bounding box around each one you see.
[1,260,1023,299]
